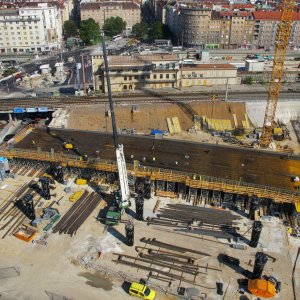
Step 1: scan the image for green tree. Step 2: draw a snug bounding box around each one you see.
[151,21,163,39]
[79,18,100,45]
[132,22,148,39]
[150,21,172,40]
[103,17,126,37]
[2,67,17,77]
[244,77,253,85]
[63,20,78,38]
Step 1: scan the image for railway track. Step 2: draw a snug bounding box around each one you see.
[0,91,299,111]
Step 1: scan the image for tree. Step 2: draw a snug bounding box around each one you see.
[103,17,126,37]
[2,67,17,77]
[132,22,148,39]
[79,18,100,45]
[63,20,77,38]
[150,21,172,40]
[151,21,163,39]
[244,77,253,85]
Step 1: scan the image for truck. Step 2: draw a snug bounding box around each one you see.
[105,205,121,225]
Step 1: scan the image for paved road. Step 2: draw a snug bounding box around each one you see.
[15,127,300,191]
[0,48,91,94]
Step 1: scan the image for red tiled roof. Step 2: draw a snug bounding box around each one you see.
[253,10,300,20]
[220,11,253,17]
[232,4,255,9]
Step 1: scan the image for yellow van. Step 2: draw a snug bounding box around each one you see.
[129,282,156,300]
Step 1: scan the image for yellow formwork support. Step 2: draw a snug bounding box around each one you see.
[1,147,299,204]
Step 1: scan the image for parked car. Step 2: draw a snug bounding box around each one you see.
[21,118,34,125]
[129,282,156,300]
[3,134,15,142]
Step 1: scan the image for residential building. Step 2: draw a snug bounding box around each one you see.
[179,7,212,48]
[80,2,141,31]
[220,11,254,49]
[0,2,62,53]
[60,0,74,23]
[92,53,240,92]
[1,0,73,24]
[253,11,300,50]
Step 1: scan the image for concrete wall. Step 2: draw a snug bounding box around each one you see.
[246,100,300,127]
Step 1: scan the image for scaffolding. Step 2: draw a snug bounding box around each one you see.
[1,147,299,203]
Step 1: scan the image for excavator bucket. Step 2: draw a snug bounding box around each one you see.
[248,279,276,298]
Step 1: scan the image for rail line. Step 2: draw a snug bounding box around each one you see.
[0,91,299,111]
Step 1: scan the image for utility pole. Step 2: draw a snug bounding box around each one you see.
[81,53,86,94]
[225,77,229,101]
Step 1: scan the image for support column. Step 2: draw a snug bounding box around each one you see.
[252,252,268,279]
[250,221,263,248]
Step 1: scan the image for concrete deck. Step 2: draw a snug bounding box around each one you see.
[14,127,300,191]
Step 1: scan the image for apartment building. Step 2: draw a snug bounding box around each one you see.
[93,53,240,92]
[165,4,300,49]
[221,11,254,49]
[179,7,211,48]
[80,2,140,30]
[253,11,300,49]
[0,2,62,53]
[2,0,73,24]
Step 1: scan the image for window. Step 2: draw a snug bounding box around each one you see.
[160,74,163,79]
[154,74,157,79]
[129,76,132,80]
[166,74,169,79]
[173,74,176,79]
[124,76,127,81]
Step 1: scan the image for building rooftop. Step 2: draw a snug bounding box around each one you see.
[220,11,253,17]
[0,1,62,9]
[104,54,180,67]
[183,63,237,70]
[253,10,300,21]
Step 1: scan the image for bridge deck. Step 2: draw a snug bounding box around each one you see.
[13,127,300,192]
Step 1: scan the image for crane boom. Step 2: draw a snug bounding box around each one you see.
[101,33,130,208]
[260,0,295,147]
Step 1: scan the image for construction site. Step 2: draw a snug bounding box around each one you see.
[0,3,300,300]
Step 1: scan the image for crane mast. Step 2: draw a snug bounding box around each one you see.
[260,0,295,147]
[101,32,130,208]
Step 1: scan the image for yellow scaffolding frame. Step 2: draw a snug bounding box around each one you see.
[1,147,299,204]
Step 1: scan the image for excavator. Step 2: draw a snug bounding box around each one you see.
[100,32,131,225]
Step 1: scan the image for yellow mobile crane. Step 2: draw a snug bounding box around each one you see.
[260,0,295,148]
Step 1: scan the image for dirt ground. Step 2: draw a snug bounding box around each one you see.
[0,174,300,300]
[66,102,248,134]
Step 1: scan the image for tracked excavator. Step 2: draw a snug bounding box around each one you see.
[100,32,131,225]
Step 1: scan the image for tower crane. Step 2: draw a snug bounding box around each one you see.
[101,32,130,209]
[260,0,295,147]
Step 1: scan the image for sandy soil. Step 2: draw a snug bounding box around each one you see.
[66,102,248,134]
